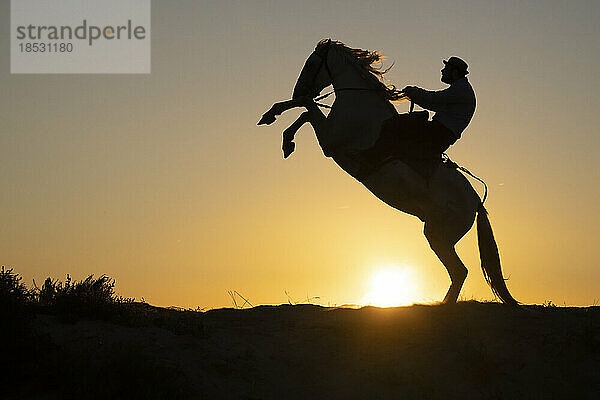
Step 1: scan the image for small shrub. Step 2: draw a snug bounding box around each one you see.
[542,300,557,308]
[2,268,203,333]
[36,274,133,321]
[0,266,33,305]
[1,266,34,324]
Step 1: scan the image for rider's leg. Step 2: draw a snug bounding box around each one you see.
[424,223,468,304]
[422,120,457,159]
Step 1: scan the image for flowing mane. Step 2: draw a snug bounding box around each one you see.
[318,39,407,101]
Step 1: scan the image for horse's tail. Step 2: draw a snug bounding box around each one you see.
[476,202,519,306]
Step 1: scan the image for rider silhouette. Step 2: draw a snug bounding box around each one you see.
[402,56,476,157]
[358,56,475,178]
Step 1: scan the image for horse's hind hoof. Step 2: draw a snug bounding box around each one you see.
[257,113,276,125]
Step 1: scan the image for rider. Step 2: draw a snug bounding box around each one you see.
[401,56,476,159]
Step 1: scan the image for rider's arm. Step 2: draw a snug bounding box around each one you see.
[406,85,464,112]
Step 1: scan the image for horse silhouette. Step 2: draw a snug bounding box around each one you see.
[258,39,517,306]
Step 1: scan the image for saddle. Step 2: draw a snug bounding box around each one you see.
[356,111,443,181]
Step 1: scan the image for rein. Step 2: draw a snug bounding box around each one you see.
[312,88,374,109]
[312,89,414,115]
[442,154,489,204]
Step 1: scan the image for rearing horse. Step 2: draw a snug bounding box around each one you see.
[258,39,518,305]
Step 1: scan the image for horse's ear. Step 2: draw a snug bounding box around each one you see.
[315,38,332,51]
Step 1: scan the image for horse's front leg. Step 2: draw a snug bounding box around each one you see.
[281,100,328,158]
[281,111,310,158]
[303,101,327,129]
[258,96,312,126]
[301,101,331,153]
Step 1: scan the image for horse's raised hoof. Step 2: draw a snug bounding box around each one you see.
[283,140,295,158]
[257,114,276,125]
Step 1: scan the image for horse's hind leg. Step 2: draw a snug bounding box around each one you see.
[424,224,468,304]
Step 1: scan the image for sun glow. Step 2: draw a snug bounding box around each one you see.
[361,266,420,307]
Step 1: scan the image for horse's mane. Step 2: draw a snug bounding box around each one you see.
[318,39,407,101]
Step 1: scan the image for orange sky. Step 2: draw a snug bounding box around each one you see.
[2,0,599,308]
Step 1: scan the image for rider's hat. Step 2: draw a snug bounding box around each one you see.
[443,56,469,75]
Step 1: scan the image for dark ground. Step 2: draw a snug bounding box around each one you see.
[4,302,600,399]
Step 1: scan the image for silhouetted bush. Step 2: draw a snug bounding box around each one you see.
[36,273,133,321]
[1,267,204,334]
[0,266,34,310]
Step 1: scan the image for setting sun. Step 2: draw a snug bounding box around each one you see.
[361,266,420,307]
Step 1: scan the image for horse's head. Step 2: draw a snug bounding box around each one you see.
[292,39,334,101]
